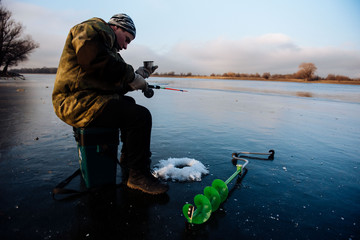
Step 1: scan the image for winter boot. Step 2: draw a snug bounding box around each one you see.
[127,169,169,195]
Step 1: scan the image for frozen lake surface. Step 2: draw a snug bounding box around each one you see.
[0,75,359,239]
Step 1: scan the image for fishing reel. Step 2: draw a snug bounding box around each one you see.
[143,87,154,98]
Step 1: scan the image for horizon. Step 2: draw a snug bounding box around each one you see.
[9,66,360,81]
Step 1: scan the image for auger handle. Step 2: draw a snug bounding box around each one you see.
[232,149,275,160]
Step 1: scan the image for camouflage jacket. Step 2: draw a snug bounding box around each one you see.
[52,17,135,128]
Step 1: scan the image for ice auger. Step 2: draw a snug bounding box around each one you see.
[182,150,275,225]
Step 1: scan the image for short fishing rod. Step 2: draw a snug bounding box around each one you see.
[143,85,188,98]
[148,85,188,92]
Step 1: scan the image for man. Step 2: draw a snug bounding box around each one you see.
[52,14,168,195]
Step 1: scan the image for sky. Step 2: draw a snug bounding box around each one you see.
[3,0,360,78]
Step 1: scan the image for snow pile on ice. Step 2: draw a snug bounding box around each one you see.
[153,157,209,182]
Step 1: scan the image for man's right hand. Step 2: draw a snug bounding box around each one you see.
[129,73,148,90]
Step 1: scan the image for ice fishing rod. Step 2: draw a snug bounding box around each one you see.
[143,85,188,98]
[183,150,275,225]
[148,85,188,92]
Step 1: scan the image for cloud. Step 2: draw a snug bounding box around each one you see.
[6,0,359,78]
[125,34,360,78]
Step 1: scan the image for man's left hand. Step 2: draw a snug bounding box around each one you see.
[135,67,151,79]
[135,65,158,78]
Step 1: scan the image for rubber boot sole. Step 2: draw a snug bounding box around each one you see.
[127,181,169,195]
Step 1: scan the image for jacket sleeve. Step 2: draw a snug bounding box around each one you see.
[71,23,134,90]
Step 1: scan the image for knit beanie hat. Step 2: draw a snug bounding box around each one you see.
[108,13,136,38]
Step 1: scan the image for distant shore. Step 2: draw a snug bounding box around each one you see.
[154,75,360,85]
[2,72,360,85]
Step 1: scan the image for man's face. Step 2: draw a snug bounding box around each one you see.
[114,27,134,50]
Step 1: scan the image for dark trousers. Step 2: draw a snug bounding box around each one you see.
[88,96,152,170]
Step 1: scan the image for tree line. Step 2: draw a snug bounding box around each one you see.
[12,63,359,82]
[154,63,359,81]
[12,67,57,74]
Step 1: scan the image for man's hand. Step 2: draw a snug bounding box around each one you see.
[149,65,158,73]
[135,67,150,79]
[129,73,148,90]
[135,65,158,79]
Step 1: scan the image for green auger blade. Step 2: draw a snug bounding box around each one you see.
[204,186,221,212]
[182,194,212,224]
[212,179,229,203]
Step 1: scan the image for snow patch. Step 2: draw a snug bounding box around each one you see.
[153,157,209,182]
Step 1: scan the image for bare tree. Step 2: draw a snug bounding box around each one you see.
[297,62,317,81]
[262,72,271,79]
[0,3,39,74]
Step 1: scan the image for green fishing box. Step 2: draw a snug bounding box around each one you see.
[73,128,119,188]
